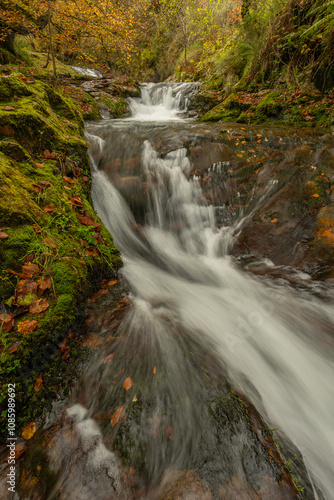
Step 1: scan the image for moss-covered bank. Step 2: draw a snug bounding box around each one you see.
[196,86,334,131]
[0,73,121,437]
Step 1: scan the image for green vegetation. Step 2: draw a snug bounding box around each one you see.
[0,72,121,436]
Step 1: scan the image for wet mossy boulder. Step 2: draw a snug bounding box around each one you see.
[199,94,250,123]
[0,75,85,154]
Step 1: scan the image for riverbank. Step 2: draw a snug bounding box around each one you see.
[0,67,125,436]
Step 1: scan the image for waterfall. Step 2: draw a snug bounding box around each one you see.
[128,82,201,121]
[90,135,334,498]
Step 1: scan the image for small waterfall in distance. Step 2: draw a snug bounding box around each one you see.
[128,82,201,121]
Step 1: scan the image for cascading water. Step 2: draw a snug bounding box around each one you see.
[9,83,334,499]
[85,84,334,498]
[128,82,201,120]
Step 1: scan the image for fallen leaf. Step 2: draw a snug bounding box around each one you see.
[63,176,75,185]
[64,185,71,191]
[271,218,278,223]
[103,353,115,364]
[0,313,15,333]
[18,320,39,335]
[77,213,95,226]
[69,196,84,207]
[32,224,42,234]
[8,342,21,353]
[85,246,100,256]
[17,279,38,296]
[39,181,52,188]
[34,374,43,391]
[22,422,36,440]
[108,280,118,287]
[43,205,56,215]
[2,106,15,111]
[0,231,9,239]
[43,237,56,248]
[249,149,256,153]
[22,264,39,277]
[111,405,124,427]
[37,276,52,295]
[82,176,89,183]
[43,150,57,159]
[72,167,82,178]
[93,233,104,245]
[124,377,133,391]
[29,299,50,314]
[237,154,243,158]
[153,366,157,375]
[312,193,320,198]
[15,443,26,460]
[35,163,45,169]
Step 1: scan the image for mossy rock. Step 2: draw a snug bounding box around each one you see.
[252,91,285,122]
[199,94,244,123]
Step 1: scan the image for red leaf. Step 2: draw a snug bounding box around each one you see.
[15,442,26,460]
[77,213,95,226]
[111,405,124,427]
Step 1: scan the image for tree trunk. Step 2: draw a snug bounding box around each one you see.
[47,1,57,79]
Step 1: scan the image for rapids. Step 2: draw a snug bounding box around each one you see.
[86,83,334,498]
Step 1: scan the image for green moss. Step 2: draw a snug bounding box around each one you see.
[252,91,284,123]
[97,95,129,118]
[199,94,244,122]
[52,262,81,295]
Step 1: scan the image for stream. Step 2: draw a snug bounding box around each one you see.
[5,83,334,499]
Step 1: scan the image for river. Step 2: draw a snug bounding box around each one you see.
[8,83,334,499]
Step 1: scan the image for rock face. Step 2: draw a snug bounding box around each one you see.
[78,77,141,119]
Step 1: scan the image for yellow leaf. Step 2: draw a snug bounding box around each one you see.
[312,194,319,198]
[22,422,36,440]
[124,377,133,391]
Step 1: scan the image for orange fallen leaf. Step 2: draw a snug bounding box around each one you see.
[153,366,157,375]
[108,280,118,287]
[271,218,278,223]
[22,422,36,440]
[15,442,26,460]
[37,276,52,295]
[34,374,43,392]
[312,193,319,198]
[63,176,75,185]
[29,299,50,314]
[64,185,71,191]
[43,149,57,159]
[249,149,256,153]
[69,196,84,207]
[43,205,56,215]
[0,231,9,239]
[32,224,42,234]
[0,314,15,333]
[237,154,243,158]
[2,106,15,111]
[35,163,45,169]
[124,377,133,391]
[82,176,89,183]
[18,320,39,335]
[22,264,39,278]
[8,341,21,353]
[43,237,56,248]
[111,405,124,427]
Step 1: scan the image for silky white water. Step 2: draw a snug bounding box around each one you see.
[87,85,334,497]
